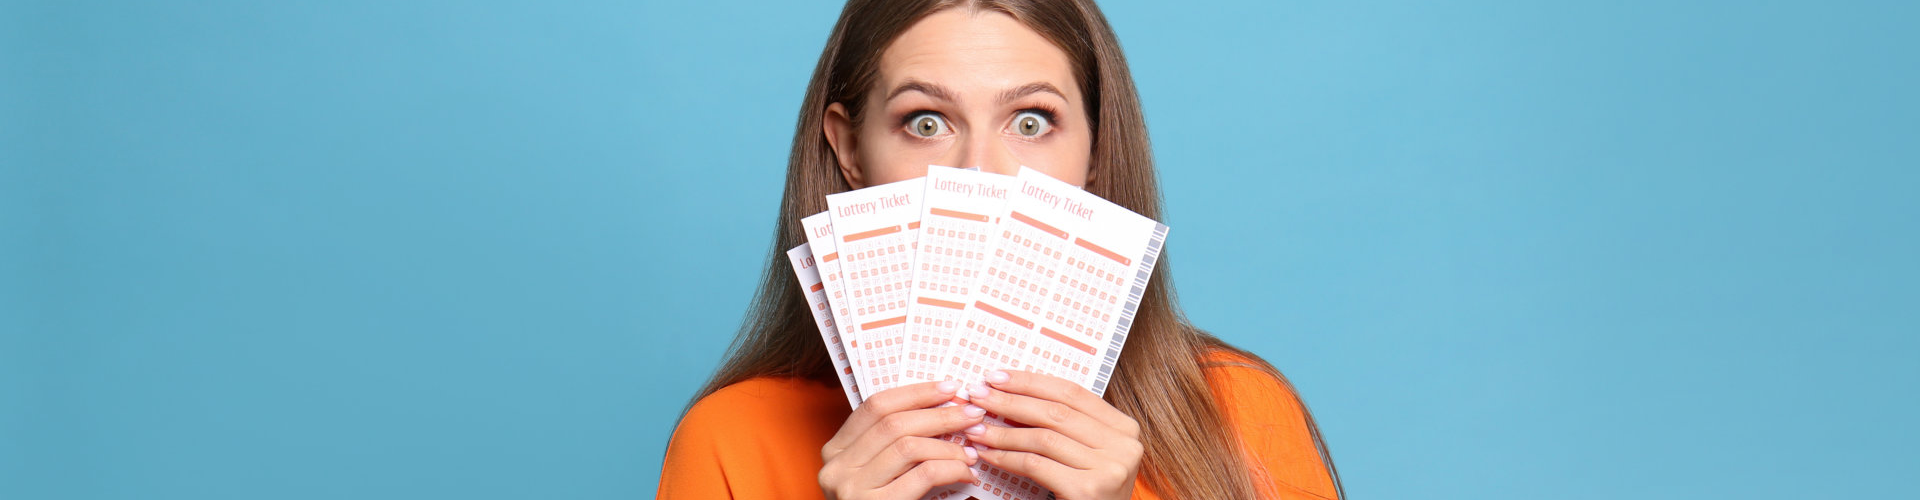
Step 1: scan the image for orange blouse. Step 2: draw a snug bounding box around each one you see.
[658,352,1339,499]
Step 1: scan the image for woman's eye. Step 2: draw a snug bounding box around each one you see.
[1012,111,1052,137]
[908,113,950,138]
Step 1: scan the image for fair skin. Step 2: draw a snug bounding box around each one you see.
[816,9,1140,500]
[823,8,1094,187]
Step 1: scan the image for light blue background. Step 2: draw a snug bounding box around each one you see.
[4,0,1914,498]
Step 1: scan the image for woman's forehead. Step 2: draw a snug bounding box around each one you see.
[876,9,1080,105]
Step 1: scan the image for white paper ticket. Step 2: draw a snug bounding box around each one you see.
[825,177,926,392]
[786,243,863,408]
[906,166,1015,384]
[801,212,870,392]
[947,166,1168,397]
[783,167,1169,500]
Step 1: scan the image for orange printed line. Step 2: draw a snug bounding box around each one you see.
[861,315,907,330]
[844,225,902,242]
[909,221,921,230]
[823,252,838,262]
[1038,327,1095,355]
[809,282,825,292]
[1009,211,1067,239]
[1073,237,1131,266]
[930,207,990,222]
[916,296,966,310]
[974,301,1034,329]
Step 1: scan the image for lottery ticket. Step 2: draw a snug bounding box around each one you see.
[786,243,863,408]
[825,177,926,392]
[789,167,1168,500]
[801,212,871,393]
[946,166,1168,397]
[904,166,1016,385]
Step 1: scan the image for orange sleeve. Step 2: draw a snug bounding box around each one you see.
[1206,359,1342,500]
[657,377,849,500]
[657,389,739,499]
[663,372,1330,499]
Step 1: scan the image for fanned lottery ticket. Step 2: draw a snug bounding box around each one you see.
[786,243,863,408]
[931,167,1168,500]
[802,212,871,394]
[948,166,1168,398]
[825,177,926,392]
[906,166,1015,384]
[787,167,1168,500]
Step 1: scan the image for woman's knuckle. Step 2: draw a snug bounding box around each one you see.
[892,438,922,459]
[1045,403,1072,425]
[875,414,906,436]
[1020,452,1047,471]
[1036,430,1064,450]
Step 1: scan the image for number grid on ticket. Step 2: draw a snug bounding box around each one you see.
[802,212,871,394]
[826,177,926,392]
[908,166,1015,386]
[787,166,1168,500]
[786,243,863,407]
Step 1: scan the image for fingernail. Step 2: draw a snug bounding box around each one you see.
[937,380,959,393]
[965,423,986,436]
[987,370,1010,384]
[963,405,985,418]
[969,383,991,398]
[964,445,979,462]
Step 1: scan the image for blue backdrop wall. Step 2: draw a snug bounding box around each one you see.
[4,1,1914,498]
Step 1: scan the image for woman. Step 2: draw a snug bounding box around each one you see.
[659,1,1343,499]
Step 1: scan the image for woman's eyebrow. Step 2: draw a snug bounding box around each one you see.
[999,82,1066,104]
[884,80,1067,105]
[886,79,956,103]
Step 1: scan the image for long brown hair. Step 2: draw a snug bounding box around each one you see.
[691,1,1343,498]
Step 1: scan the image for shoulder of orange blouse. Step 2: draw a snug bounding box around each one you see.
[670,377,831,448]
[1193,348,1341,500]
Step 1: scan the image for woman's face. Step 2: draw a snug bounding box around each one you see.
[825,9,1094,188]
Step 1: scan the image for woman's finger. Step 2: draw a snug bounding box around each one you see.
[824,379,963,459]
[964,421,1100,469]
[838,403,985,468]
[984,370,1139,438]
[876,459,977,499]
[967,381,1111,448]
[854,436,977,489]
[971,445,1083,496]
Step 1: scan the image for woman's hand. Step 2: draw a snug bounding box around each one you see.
[964,370,1143,500]
[819,380,987,500]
